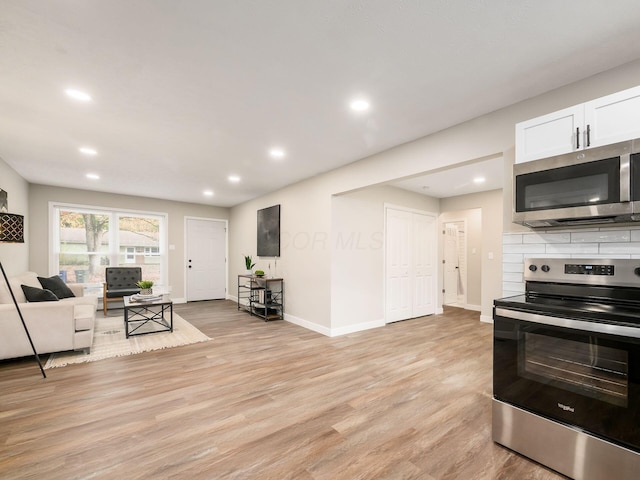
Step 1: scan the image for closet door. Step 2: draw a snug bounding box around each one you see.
[412,213,436,317]
[385,207,436,323]
[385,209,412,322]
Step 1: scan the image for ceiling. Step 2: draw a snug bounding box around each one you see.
[2,1,640,207]
[392,155,504,199]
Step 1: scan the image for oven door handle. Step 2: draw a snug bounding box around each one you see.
[495,307,640,339]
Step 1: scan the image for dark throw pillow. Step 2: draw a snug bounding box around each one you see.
[21,285,59,302]
[38,275,75,299]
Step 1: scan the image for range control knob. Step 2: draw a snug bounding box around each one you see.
[541,265,550,273]
[634,267,640,276]
[528,264,537,272]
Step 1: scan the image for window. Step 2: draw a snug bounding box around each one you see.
[51,203,167,288]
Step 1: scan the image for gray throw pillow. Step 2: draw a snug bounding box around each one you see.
[38,275,75,299]
[21,285,59,302]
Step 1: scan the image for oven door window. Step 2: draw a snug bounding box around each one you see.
[520,332,629,407]
[515,157,620,212]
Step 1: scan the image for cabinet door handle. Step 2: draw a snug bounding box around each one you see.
[576,127,580,149]
[586,124,591,147]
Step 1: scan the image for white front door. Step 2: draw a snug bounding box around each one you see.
[186,218,226,301]
[385,207,436,323]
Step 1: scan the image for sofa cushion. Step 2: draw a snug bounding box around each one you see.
[0,271,40,304]
[21,285,59,302]
[38,275,75,299]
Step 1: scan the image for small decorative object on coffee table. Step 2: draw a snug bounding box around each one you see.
[136,280,154,295]
[124,294,173,337]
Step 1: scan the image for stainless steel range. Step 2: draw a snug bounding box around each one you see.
[493,258,640,480]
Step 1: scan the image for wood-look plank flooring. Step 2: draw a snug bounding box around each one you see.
[0,302,565,479]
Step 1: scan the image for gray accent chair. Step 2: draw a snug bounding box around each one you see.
[103,267,141,315]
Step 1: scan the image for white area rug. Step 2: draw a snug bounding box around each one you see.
[45,313,211,369]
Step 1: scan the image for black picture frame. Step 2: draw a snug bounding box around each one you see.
[257,204,280,257]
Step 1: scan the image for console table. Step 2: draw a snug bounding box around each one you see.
[237,275,284,321]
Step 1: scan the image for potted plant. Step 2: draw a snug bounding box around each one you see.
[244,255,255,274]
[136,280,154,295]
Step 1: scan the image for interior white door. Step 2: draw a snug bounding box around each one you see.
[443,223,459,305]
[443,221,467,306]
[385,209,412,322]
[385,208,436,323]
[186,218,226,301]
[412,213,436,317]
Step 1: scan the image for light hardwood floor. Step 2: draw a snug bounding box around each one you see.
[0,302,565,479]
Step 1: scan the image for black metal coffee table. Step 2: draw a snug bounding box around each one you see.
[123,294,173,338]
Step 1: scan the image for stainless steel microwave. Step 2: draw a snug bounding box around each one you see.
[513,138,640,228]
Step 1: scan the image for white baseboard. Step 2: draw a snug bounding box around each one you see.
[284,313,331,336]
[329,319,385,337]
[436,306,444,314]
[227,294,238,303]
[284,314,385,337]
[172,297,187,304]
[480,314,493,324]
[465,304,481,312]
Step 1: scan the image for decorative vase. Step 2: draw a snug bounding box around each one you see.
[140,288,153,295]
[245,269,253,275]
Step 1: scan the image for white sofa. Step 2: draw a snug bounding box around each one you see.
[0,272,98,360]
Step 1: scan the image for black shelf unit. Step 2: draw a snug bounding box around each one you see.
[237,275,284,321]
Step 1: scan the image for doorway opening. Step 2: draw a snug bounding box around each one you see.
[443,220,467,307]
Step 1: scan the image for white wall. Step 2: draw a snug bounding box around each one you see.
[28,184,229,300]
[330,185,439,335]
[0,156,29,274]
[440,189,503,322]
[228,177,334,329]
[230,58,640,334]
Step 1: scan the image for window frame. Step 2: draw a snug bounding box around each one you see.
[49,202,169,287]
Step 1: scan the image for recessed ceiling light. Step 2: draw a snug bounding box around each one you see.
[228,175,241,183]
[86,173,100,180]
[79,147,97,156]
[269,148,285,159]
[65,88,92,102]
[473,177,486,184]
[350,99,370,112]
[203,190,214,197]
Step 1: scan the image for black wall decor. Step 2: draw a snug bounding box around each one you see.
[257,204,280,257]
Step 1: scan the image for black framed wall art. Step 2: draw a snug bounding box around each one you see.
[257,204,280,257]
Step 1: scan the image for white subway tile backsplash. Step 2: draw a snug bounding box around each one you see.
[523,233,570,244]
[503,263,524,273]
[502,234,523,244]
[503,253,524,263]
[571,231,630,243]
[599,243,640,255]
[503,282,525,293]
[579,254,631,259]
[504,243,546,254]
[545,243,599,254]
[502,226,640,300]
[503,272,522,283]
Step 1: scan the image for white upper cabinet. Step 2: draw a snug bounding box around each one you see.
[585,86,640,147]
[515,105,584,164]
[515,85,640,164]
